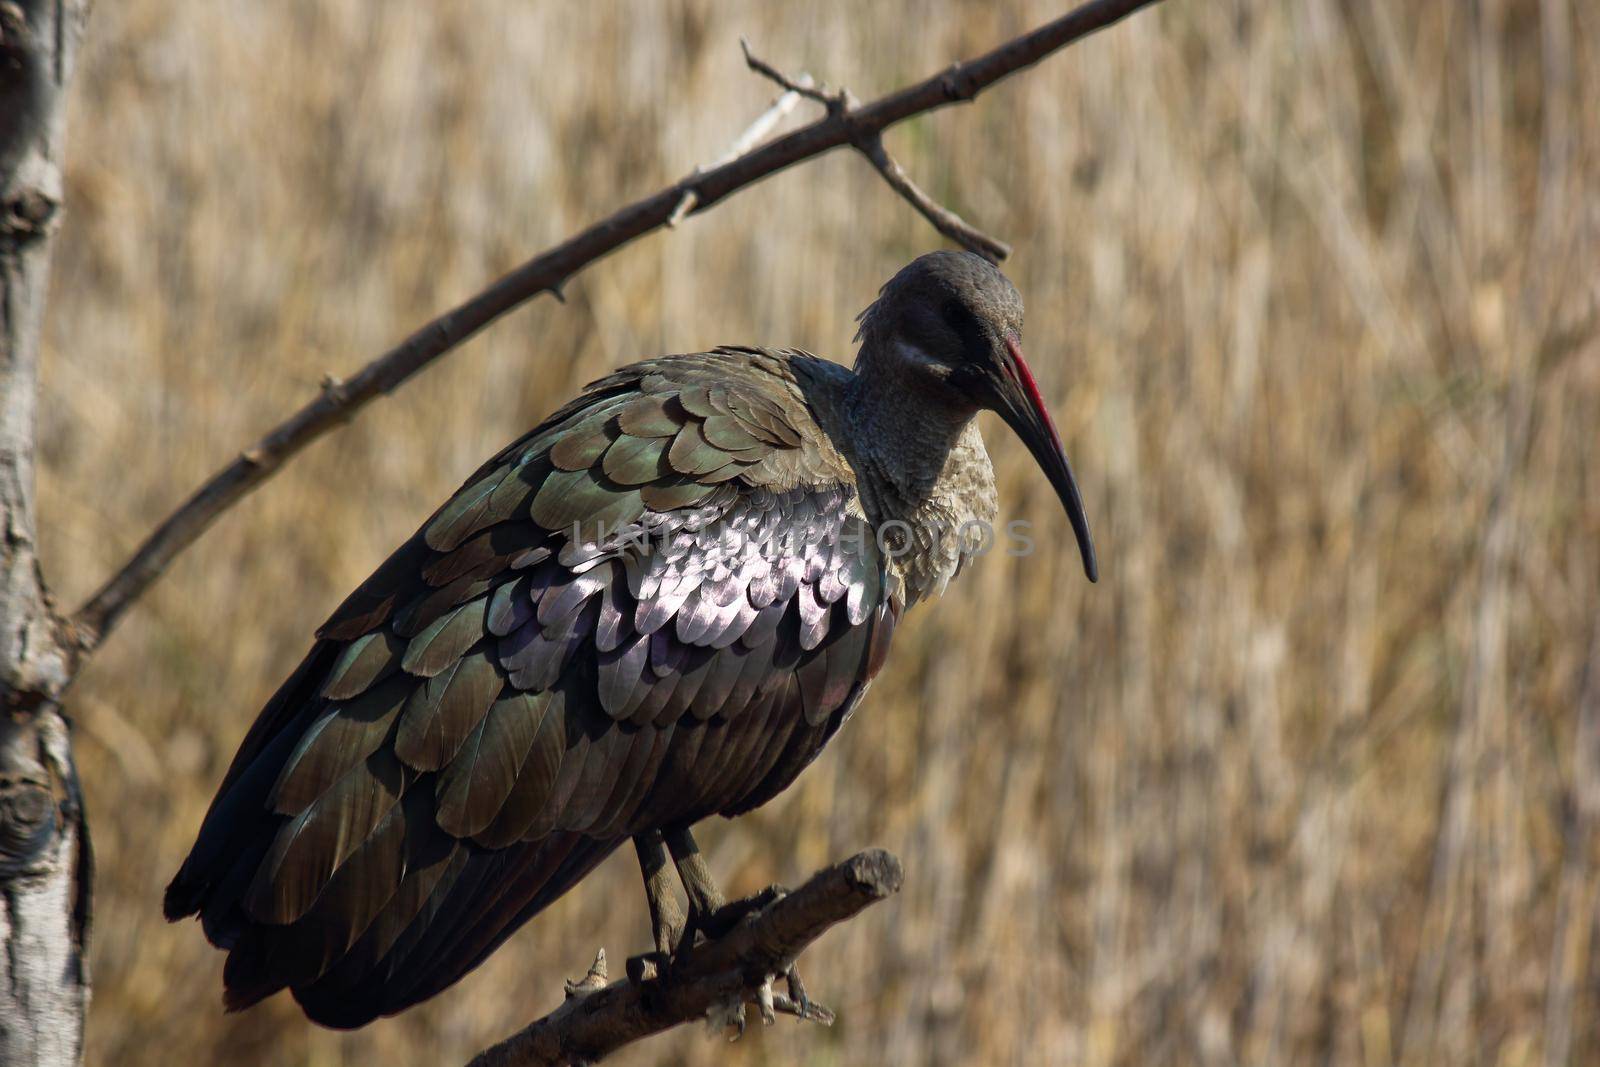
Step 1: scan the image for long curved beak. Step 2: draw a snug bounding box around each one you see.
[991,337,1098,582]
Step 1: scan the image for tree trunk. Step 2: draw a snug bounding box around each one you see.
[0,1,92,1063]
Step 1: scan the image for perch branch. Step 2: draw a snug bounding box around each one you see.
[65,0,1162,673]
[465,849,903,1067]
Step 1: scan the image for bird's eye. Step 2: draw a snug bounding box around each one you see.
[940,300,988,362]
[941,300,974,332]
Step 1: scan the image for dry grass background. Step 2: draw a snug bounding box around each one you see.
[32,0,1600,1064]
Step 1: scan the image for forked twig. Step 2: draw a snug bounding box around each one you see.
[739,37,843,110]
[739,39,1011,261]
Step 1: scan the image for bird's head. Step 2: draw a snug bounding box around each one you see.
[856,250,1097,582]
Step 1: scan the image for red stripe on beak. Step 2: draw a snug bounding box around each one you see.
[997,336,1098,582]
[1005,338,1066,454]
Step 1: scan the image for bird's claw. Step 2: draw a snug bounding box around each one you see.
[701,882,790,939]
[776,961,834,1024]
[756,974,778,1025]
[723,963,833,1037]
[673,882,792,969]
[707,994,746,1040]
[719,975,778,1041]
[785,962,814,1021]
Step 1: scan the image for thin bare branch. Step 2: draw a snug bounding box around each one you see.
[465,850,903,1067]
[858,134,1012,262]
[68,0,1164,667]
[738,38,1010,262]
[740,36,843,110]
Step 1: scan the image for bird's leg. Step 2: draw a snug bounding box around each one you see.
[661,825,832,1026]
[665,825,796,943]
[626,830,685,985]
[662,825,724,954]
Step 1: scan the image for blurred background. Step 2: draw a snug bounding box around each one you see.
[36,0,1600,1064]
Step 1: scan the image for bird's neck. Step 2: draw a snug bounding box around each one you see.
[844,343,999,606]
[847,344,976,498]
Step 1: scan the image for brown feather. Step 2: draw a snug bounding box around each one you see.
[700,414,763,452]
[394,648,504,771]
[638,478,714,512]
[401,595,489,678]
[245,746,408,925]
[271,675,411,815]
[420,524,529,589]
[547,416,615,472]
[616,395,681,438]
[674,383,717,418]
[601,434,669,485]
[471,690,568,847]
[435,689,548,837]
[393,575,494,639]
[321,630,403,701]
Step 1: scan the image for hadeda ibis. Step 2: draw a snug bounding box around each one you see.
[165,250,1097,1027]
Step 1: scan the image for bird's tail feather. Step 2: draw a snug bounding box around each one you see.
[165,638,623,1029]
[289,833,619,1028]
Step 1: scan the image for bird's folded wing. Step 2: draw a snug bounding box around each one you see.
[165,349,898,1021]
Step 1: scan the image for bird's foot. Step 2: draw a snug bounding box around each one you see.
[776,961,833,1024]
[702,883,789,939]
[717,963,834,1041]
[755,962,834,1026]
[671,883,790,968]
